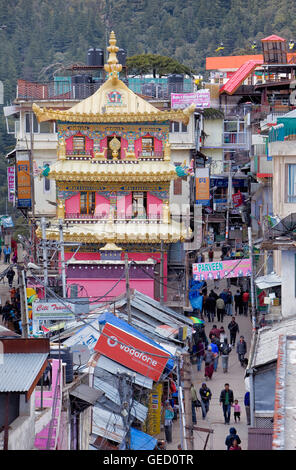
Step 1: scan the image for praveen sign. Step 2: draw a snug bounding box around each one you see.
[94,323,170,381]
[192,258,252,281]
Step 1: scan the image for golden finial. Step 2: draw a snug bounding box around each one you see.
[104,31,122,82]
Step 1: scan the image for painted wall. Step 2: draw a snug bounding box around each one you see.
[147,192,162,217]
[67,278,154,299]
[95,193,110,217]
[65,193,80,215]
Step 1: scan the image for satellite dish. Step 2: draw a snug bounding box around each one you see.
[71,344,90,366]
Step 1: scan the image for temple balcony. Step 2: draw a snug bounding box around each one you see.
[65,212,163,223]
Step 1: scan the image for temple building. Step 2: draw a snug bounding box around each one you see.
[33,32,193,300]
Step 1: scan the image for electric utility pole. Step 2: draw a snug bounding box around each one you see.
[183,352,194,450]
[160,240,164,305]
[18,264,29,338]
[58,219,67,298]
[225,160,233,241]
[125,252,131,324]
[41,217,49,299]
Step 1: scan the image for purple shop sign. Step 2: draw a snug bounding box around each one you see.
[7,166,15,202]
[171,90,210,110]
[192,258,252,281]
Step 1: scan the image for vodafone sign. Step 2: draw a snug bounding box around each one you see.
[94,323,170,381]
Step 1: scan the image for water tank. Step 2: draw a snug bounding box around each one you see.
[117,48,127,66]
[49,345,74,383]
[168,74,184,94]
[87,47,104,66]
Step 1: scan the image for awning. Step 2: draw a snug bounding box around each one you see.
[70,383,103,405]
[255,273,282,290]
[120,427,157,450]
[219,59,263,95]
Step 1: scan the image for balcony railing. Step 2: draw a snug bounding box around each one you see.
[17,80,101,101]
[269,124,296,143]
[65,212,163,221]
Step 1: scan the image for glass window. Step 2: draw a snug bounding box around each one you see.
[80,191,96,215]
[33,114,39,133]
[287,164,296,203]
[141,137,154,156]
[73,136,85,152]
[25,113,31,133]
[132,191,147,218]
[181,122,187,132]
[40,121,51,133]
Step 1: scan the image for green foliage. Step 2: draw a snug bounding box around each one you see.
[126,54,195,77]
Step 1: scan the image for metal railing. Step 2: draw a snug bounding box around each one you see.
[65,212,163,221]
[17,80,101,101]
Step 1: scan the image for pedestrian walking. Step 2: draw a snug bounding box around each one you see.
[191,383,201,425]
[216,296,225,322]
[232,399,241,423]
[225,427,241,450]
[220,383,234,424]
[236,335,247,366]
[204,346,215,380]
[220,338,232,373]
[12,250,18,264]
[219,326,227,344]
[207,294,216,322]
[164,400,174,444]
[244,391,251,425]
[225,289,233,316]
[228,317,239,347]
[196,252,203,263]
[229,438,242,451]
[210,338,219,372]
[2,301,12,327]
[242,290,250,316]
[234,289,243,315]
[199,383,212,420]
[203,294,211,322]
[196,340,205,372]
[208,247,214,262]
[3,245,11,264]
[6,268,15,288]
[0,238,2,260]
[209,324,221,341]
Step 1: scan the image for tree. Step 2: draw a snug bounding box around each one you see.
[126,54,195,77]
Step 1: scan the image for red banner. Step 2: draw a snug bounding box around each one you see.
[94,323,170,381]
[232,190,244,207]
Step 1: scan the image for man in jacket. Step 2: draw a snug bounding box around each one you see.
[216,297,225,322]
[199,383,212,419]
[228,317,239,347]
[236,336,247,366]
[219,383,234,424]
[225,427,241,450]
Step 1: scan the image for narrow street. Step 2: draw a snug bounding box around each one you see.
[167,269,253,450]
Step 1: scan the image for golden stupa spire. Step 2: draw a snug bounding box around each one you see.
[104,31,122,82]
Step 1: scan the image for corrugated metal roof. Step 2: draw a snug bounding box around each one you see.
[70,383,103,405]
[0,353,48,392]
[255,272,282,290]
[251,318,296,368]
[94,377,148,422]
[219,59,263,95]
[92,406,125,443]
[95,355,153,389]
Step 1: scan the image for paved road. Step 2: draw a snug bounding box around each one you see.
[166,281,253,451]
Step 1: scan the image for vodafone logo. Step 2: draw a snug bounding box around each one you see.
[107,336,118,348]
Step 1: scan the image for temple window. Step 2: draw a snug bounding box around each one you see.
[141,137,154,156]
[73,135,86,153]
[80,191,96,215]
[132,192,147,218]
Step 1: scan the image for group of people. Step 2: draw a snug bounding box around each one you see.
[0,289,22,334]
[190,381,250,450]
[0,241,17,264]
[190,319,247,379]
[200,288,250,323]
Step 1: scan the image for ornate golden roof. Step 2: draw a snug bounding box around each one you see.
[36,219,192,244]
[48,159,178,182]
[32,31,195,125]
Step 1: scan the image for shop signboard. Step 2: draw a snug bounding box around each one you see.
[94,322,170,382]
[32,301,76,320]
[192,258,252,281]
[16,160,31,208]
[7,167,15,203]
[196,168,210,205]
[171,90,210,109]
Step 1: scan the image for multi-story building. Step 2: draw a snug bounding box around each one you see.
[32,32,193,301]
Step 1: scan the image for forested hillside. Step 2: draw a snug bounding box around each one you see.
[1,0,296,212]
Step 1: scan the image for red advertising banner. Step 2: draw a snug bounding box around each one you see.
[232,190,244,207]
[94,323,170,381]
